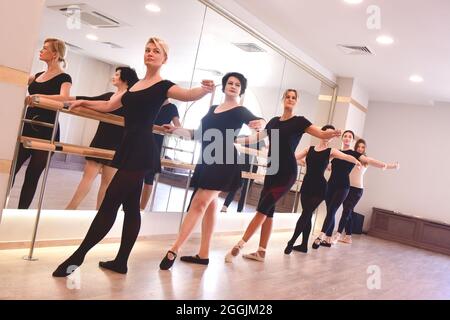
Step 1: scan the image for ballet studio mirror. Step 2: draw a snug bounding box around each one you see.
[4,0,336,219]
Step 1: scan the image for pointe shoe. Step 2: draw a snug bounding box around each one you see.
[340,235,353,244]
[243,251,265,262]
[225,243,244,263]
[331,233,341,245]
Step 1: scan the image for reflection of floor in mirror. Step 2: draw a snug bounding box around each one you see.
[0,233,449,300]
[7,166,257,212]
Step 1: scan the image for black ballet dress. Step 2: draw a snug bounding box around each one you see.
[190,105,262,192]
[144,103,179,184]
[14,71,72,209]
[257,116,312,218]
[111,80,175,171]
[76,92,124,166]
[23,71,72,141]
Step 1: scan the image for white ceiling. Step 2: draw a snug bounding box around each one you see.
[233,0,450,105]
[40,0,321,94]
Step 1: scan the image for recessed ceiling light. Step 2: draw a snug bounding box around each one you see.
[145,3,161,12]
[86,34,98,41]
[376,35,394,45]
[344,0,363,4]
[409,75,424,83]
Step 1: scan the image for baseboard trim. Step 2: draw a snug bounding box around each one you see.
[0,229,293,250]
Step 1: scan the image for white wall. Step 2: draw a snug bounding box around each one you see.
[359,101,450,229]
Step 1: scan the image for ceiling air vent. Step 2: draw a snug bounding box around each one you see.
[337,45,374,55]
[47,4,128,28]
[101,42,124,49]
[65,42,83,51]
[232,43,266,53]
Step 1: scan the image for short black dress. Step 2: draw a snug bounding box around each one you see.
[111,80,175,171]
[190,105,261,192]
[76,92,124,166]
[23,71,72,141]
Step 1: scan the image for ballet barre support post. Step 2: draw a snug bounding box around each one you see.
[24,97,60,261]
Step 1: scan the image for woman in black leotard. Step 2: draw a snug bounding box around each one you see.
[52,37,214,277]
[13,38,72,209]
[283,125,361,255]
[159,72,266,270]
[312,130,376,248]
[66,67,139,210]
[224,89,341,263]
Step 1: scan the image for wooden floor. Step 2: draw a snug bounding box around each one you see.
[1,232,449,300]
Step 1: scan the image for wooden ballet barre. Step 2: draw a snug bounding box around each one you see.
[161,159,195,171]
[30,96,183,138]
[21,136,115,160]
[234,144,268,159]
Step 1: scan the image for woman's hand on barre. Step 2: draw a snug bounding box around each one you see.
[25,95,37,106]
[66,100,84,111]
[162,124,193,139]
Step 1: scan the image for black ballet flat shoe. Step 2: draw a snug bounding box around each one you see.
[312,238,321,250]
[52,263,80,278]
[284,243,294,255]
[99,260,128,274]
[180,255,209,265]
[320,240,332,248]
[159,251,177,270]
[292,244,308,253]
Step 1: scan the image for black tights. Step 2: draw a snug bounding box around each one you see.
[337,187,364,235]
[57,169,146,270]
[321,186,350,237]
[288,194,323,247]
[13,145,52,209]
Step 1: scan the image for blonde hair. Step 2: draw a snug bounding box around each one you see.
[282,89,298,100]
[146,37,169,61]
[44,38,67,68]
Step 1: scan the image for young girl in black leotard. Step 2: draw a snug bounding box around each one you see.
[159,72,265,270]
[313,130,382,248]
[335,139,399,244]
[65,67,139,210]
[52,37,215,277]
[14,38,72,209]
[224,89,341,263]
[283,125,361,254]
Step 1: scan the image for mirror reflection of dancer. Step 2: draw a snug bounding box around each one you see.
[284,125,361,254]
[52,37,214,277]
[312,131,394,248]
[14,38,72,209]
[65,67,139,210]
[225,89,342,263]
[140,99,181,211]
[334,139,399,244]
[159,72,265,269]
[221,139,266,213]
